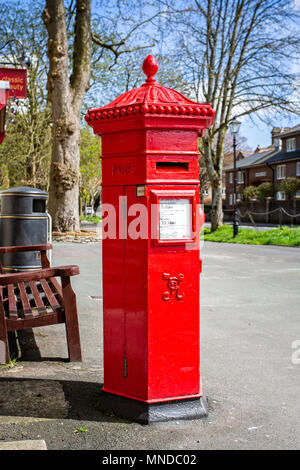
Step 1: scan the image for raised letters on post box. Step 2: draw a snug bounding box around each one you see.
[112,163,135,176]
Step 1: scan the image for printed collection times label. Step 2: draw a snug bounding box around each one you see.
[159,198,191,240]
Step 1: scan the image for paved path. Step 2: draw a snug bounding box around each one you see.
[0,241,299,450]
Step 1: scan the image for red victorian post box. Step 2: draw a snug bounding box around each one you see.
[85,55,215,424]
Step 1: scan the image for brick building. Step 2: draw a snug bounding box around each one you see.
[225,125,300,207]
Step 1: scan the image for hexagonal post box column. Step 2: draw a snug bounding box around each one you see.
[85,55,215,424]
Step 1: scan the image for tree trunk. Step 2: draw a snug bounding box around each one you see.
[43,0,91,232]
[210,180,223,232]
[203,135,224,231]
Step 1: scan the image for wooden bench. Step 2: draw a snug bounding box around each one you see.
[0,244,82,364]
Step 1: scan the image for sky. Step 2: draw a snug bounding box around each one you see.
[3,0,299,152]
[241,115,300,151]
[89,0,300,153]
[235,0,300,150]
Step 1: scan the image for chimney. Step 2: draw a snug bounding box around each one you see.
[271,127,282,150]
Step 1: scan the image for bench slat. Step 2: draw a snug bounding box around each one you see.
[49,277,63,303]
[29,281,47,315]
[7,284,18,320]
[18,282,33,318]
[40,279,61,311]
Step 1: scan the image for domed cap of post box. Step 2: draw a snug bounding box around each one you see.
[85,55,215,127]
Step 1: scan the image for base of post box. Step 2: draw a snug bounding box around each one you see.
[99,390,208,424]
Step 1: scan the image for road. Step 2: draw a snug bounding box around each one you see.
[0,241,299,450]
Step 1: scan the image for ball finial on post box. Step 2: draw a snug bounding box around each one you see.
[142,55,159,83]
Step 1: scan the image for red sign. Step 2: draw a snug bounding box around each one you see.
[0,68,27,99]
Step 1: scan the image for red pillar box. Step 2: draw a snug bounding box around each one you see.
[85,55,215,424]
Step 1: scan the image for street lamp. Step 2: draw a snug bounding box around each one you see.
[0,39,31,68]
[17,51,31,68]
[229,117,241,237]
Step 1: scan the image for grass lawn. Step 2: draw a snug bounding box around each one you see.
[204,225,300,246]
[80,215,101,223]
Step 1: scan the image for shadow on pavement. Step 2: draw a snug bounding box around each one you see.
[7,329,70,363]
[0,377,120,423]
[8,330,42,361]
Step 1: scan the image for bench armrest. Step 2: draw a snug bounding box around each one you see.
[0,265,79,286]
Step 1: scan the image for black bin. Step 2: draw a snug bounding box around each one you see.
[0,186,49,272]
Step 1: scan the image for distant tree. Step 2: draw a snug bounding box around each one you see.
[167,0,300,231]
[80,127,102,215]
[223,133,252,168]
[0,107,52,189]
[0,164,10,190]
[0,0,51,189]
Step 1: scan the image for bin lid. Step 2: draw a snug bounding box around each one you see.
[0,186,48,197]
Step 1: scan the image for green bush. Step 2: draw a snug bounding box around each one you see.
[256,182,273,200]
[243,185,258,200]
[278,177,300,199]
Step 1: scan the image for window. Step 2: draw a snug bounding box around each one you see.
[229,172,233,184]
[276,191,286,201]
[286,137,296,152]
[296,162,300,176]
[296,190,300,198]
[229,194,233,205]
[277,164,286,180]
[237,171,244,184]
[222,188,226,196]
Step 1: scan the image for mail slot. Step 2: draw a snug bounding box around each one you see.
[155,161,189,171]
[85,55,215,423]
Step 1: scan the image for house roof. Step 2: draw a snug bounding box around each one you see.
[264,149,300,164]
[277,124,300,138]
[224,123,300,171]
[225,147,278,171]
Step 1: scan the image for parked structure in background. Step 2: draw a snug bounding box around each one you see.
[224,125,300,225]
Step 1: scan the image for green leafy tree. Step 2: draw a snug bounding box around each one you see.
[80,127,102,215]
[0,164,10,190]
[0,0,52,189]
